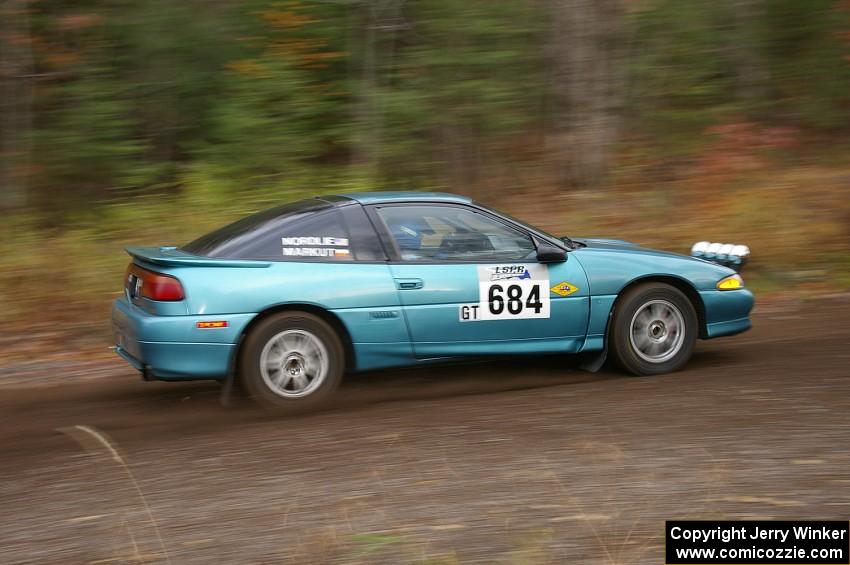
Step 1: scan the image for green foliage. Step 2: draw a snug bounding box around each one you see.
[10,0,849,205]
[198,0,544,187]
[33,76,152,194]
[2,0,850,331]
[764,0,850,130]
[26,0,248,201]
[628,2,739,148]
[205,57,341,179]
[627,0,850,154]
[365,0,545,183]
[202,1,352,184]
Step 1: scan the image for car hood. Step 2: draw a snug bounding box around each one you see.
[572,237,689,260]
[567,236,737,293]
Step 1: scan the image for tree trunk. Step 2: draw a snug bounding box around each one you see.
[546,0,625,189]
[732,0,769,105]
[0,0,34,209]
[350,1,406,178]
[350,2,378,174]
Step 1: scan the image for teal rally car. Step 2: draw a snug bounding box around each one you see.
[111,192,754,410]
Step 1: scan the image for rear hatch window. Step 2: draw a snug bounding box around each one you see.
[181,199,349,260]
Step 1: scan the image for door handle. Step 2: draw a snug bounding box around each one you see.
[395,278,424,290]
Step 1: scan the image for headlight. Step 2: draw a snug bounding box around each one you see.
[716,274,744,290]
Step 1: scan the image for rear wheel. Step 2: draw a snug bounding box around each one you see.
[240,311,344,411]
[609,283,697,375]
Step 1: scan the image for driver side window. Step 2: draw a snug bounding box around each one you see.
[375,205,536,262]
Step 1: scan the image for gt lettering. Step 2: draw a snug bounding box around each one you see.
[459,304,481,322]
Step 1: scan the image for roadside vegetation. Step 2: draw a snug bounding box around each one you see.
[1,0,849,344]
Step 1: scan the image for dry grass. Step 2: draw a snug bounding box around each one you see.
[498,164,850,296]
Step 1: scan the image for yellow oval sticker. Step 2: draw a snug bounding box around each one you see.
[550,281,579,297]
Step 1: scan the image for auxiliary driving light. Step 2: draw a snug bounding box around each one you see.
[691,241,750,272]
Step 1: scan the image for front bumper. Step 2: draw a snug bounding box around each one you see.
[111,298,254,380]
[699,289,755,339]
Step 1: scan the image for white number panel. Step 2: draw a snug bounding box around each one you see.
[477,264,550,321]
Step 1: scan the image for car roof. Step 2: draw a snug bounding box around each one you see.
[333,191,473,205]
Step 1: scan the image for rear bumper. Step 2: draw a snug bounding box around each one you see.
[699,289,755,339]
[111,298,253,380]
[113,341,236,380]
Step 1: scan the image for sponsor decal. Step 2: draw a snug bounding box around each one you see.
[280,235,351,258]
[282,247,350,257]
[483,265,532,282]
[463,264,551,321]
[550,281,578,297]
[281,236,349,247]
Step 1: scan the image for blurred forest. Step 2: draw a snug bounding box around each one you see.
[1,0,850,334]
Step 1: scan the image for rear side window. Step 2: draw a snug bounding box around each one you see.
[182,200,353,261]
[278,211,352,261]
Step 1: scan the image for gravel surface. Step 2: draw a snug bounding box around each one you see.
[1,298,849,564]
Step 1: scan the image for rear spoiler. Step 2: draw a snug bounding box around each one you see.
[690,241,749,272]
[126,246,271,268]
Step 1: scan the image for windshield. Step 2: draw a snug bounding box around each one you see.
[182,199,332,258]
[474,202,567,248]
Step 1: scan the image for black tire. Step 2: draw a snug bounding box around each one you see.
[239,311,344,412]
[609,283,698,375]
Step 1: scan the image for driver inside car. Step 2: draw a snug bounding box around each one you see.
[386,218,435,260]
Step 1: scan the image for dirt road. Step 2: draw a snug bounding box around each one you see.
[1,298,849,564]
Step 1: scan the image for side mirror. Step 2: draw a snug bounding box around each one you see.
[535,239,567,263]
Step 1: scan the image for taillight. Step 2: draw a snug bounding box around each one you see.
[125,263,185,301]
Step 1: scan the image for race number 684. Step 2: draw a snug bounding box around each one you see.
[480,281,549,320]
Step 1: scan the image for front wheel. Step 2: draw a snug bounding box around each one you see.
[609,283,698,375]
[240,312,344,411]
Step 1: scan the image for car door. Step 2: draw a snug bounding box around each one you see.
[367,203,590,359]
